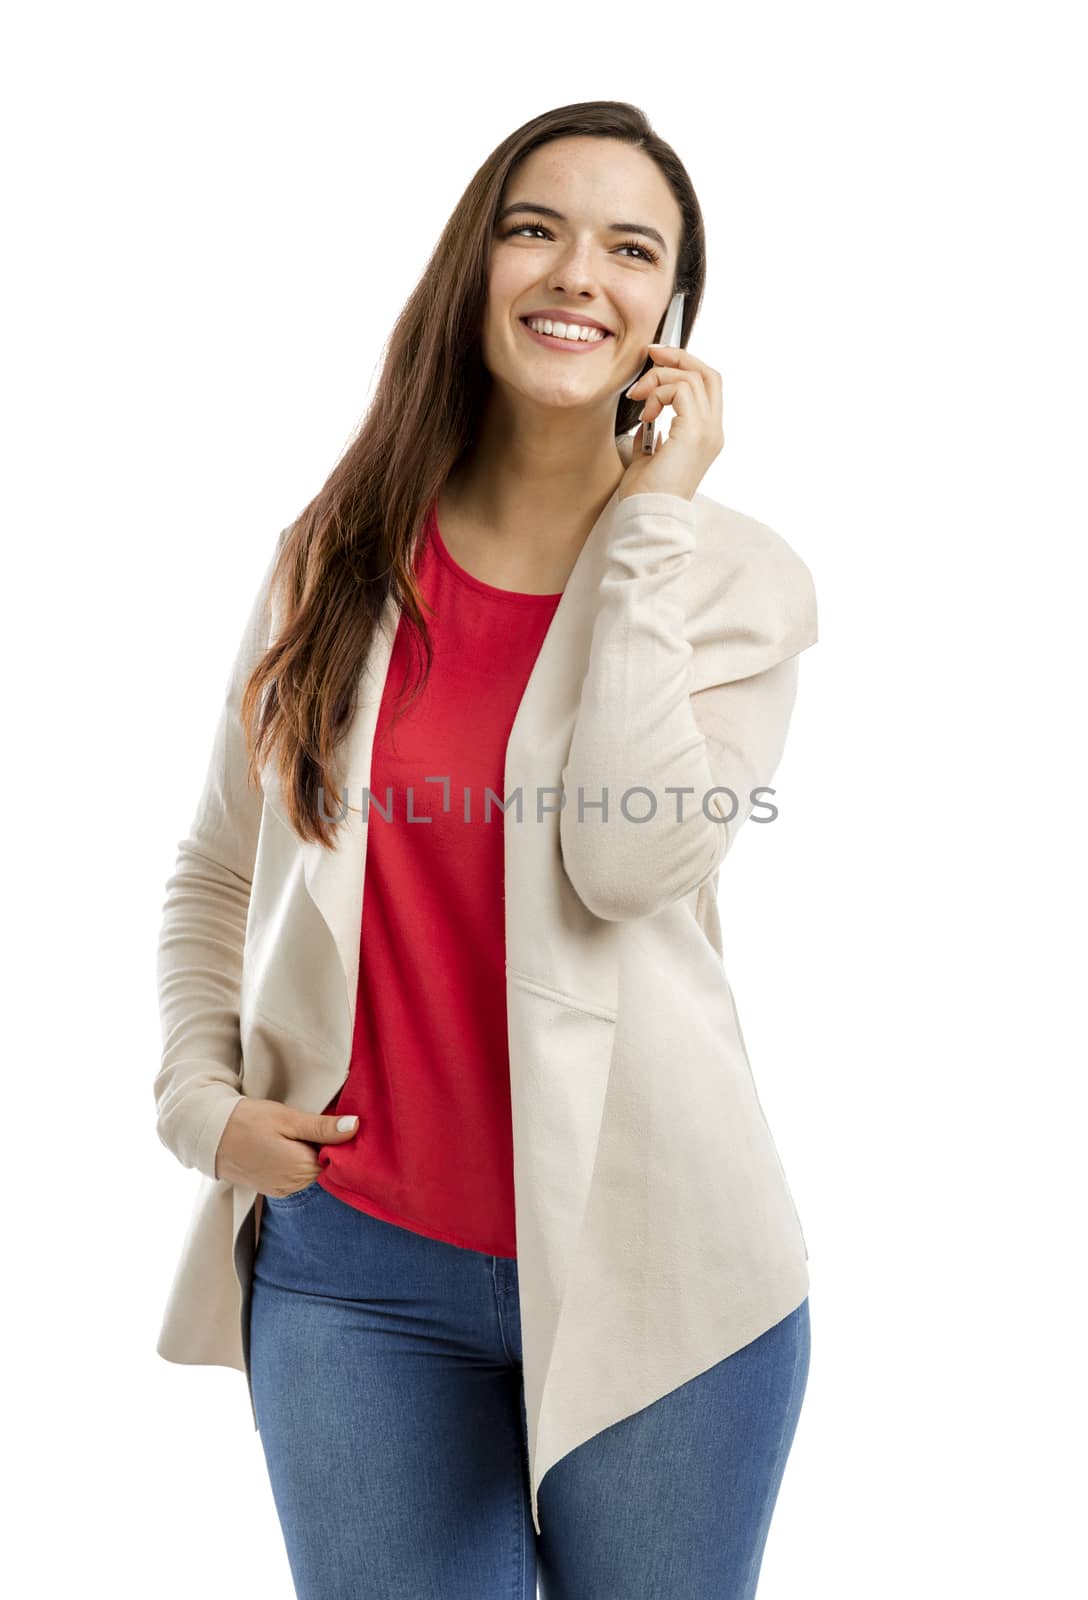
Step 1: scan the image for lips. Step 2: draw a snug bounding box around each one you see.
[519,312,614,335]
[519,317,614,352]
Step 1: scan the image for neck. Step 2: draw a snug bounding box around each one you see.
[444,398,629,545]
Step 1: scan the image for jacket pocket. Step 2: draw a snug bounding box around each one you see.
[504,969,618,1256]
[506,966,618,1024]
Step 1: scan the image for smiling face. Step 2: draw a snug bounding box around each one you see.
[483,136,684,419]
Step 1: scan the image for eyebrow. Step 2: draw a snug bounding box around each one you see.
[495,201,669,256]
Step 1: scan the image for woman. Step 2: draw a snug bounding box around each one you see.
[154,100,817,1598]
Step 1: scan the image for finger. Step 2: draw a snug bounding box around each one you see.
[646,348,722,408]
[629,350,706,391]
[637,364,711,411]
[648,345,722,387]
[640,375,711,423]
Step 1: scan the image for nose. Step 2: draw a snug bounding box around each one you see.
[546,244,601,302]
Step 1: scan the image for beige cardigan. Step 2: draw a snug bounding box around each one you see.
[154,432,818,1536]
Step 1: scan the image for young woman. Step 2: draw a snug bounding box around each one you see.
[155,100,818,1599]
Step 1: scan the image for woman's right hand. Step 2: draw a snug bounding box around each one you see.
[213,1096,359,1196]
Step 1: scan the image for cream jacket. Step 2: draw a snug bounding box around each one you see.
[154,432,819,1535]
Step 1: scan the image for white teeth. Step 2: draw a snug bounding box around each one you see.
[525,318,607,343]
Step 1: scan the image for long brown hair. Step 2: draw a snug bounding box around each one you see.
[241,100,707,847]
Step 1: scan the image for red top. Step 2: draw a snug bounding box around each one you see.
[315,500,563,1257]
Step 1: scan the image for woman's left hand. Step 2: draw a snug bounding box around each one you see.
[618,343,725,503]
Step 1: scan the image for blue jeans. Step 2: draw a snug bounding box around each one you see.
[250,1179,810,1599]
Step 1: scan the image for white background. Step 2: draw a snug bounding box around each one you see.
[4,2,1084,1594]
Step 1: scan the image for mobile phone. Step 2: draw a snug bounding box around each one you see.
[641,291,687,456]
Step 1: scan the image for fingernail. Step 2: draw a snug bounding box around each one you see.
[337,1115,358,1131]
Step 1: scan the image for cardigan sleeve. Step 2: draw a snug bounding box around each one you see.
[153,528,288,1180]
[558,491,817,922]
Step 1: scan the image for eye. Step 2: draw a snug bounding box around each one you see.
[500,221,661,265]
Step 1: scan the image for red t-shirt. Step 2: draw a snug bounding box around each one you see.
[315,499,563,1257]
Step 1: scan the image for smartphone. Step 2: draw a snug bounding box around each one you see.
[641,291,687,455]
